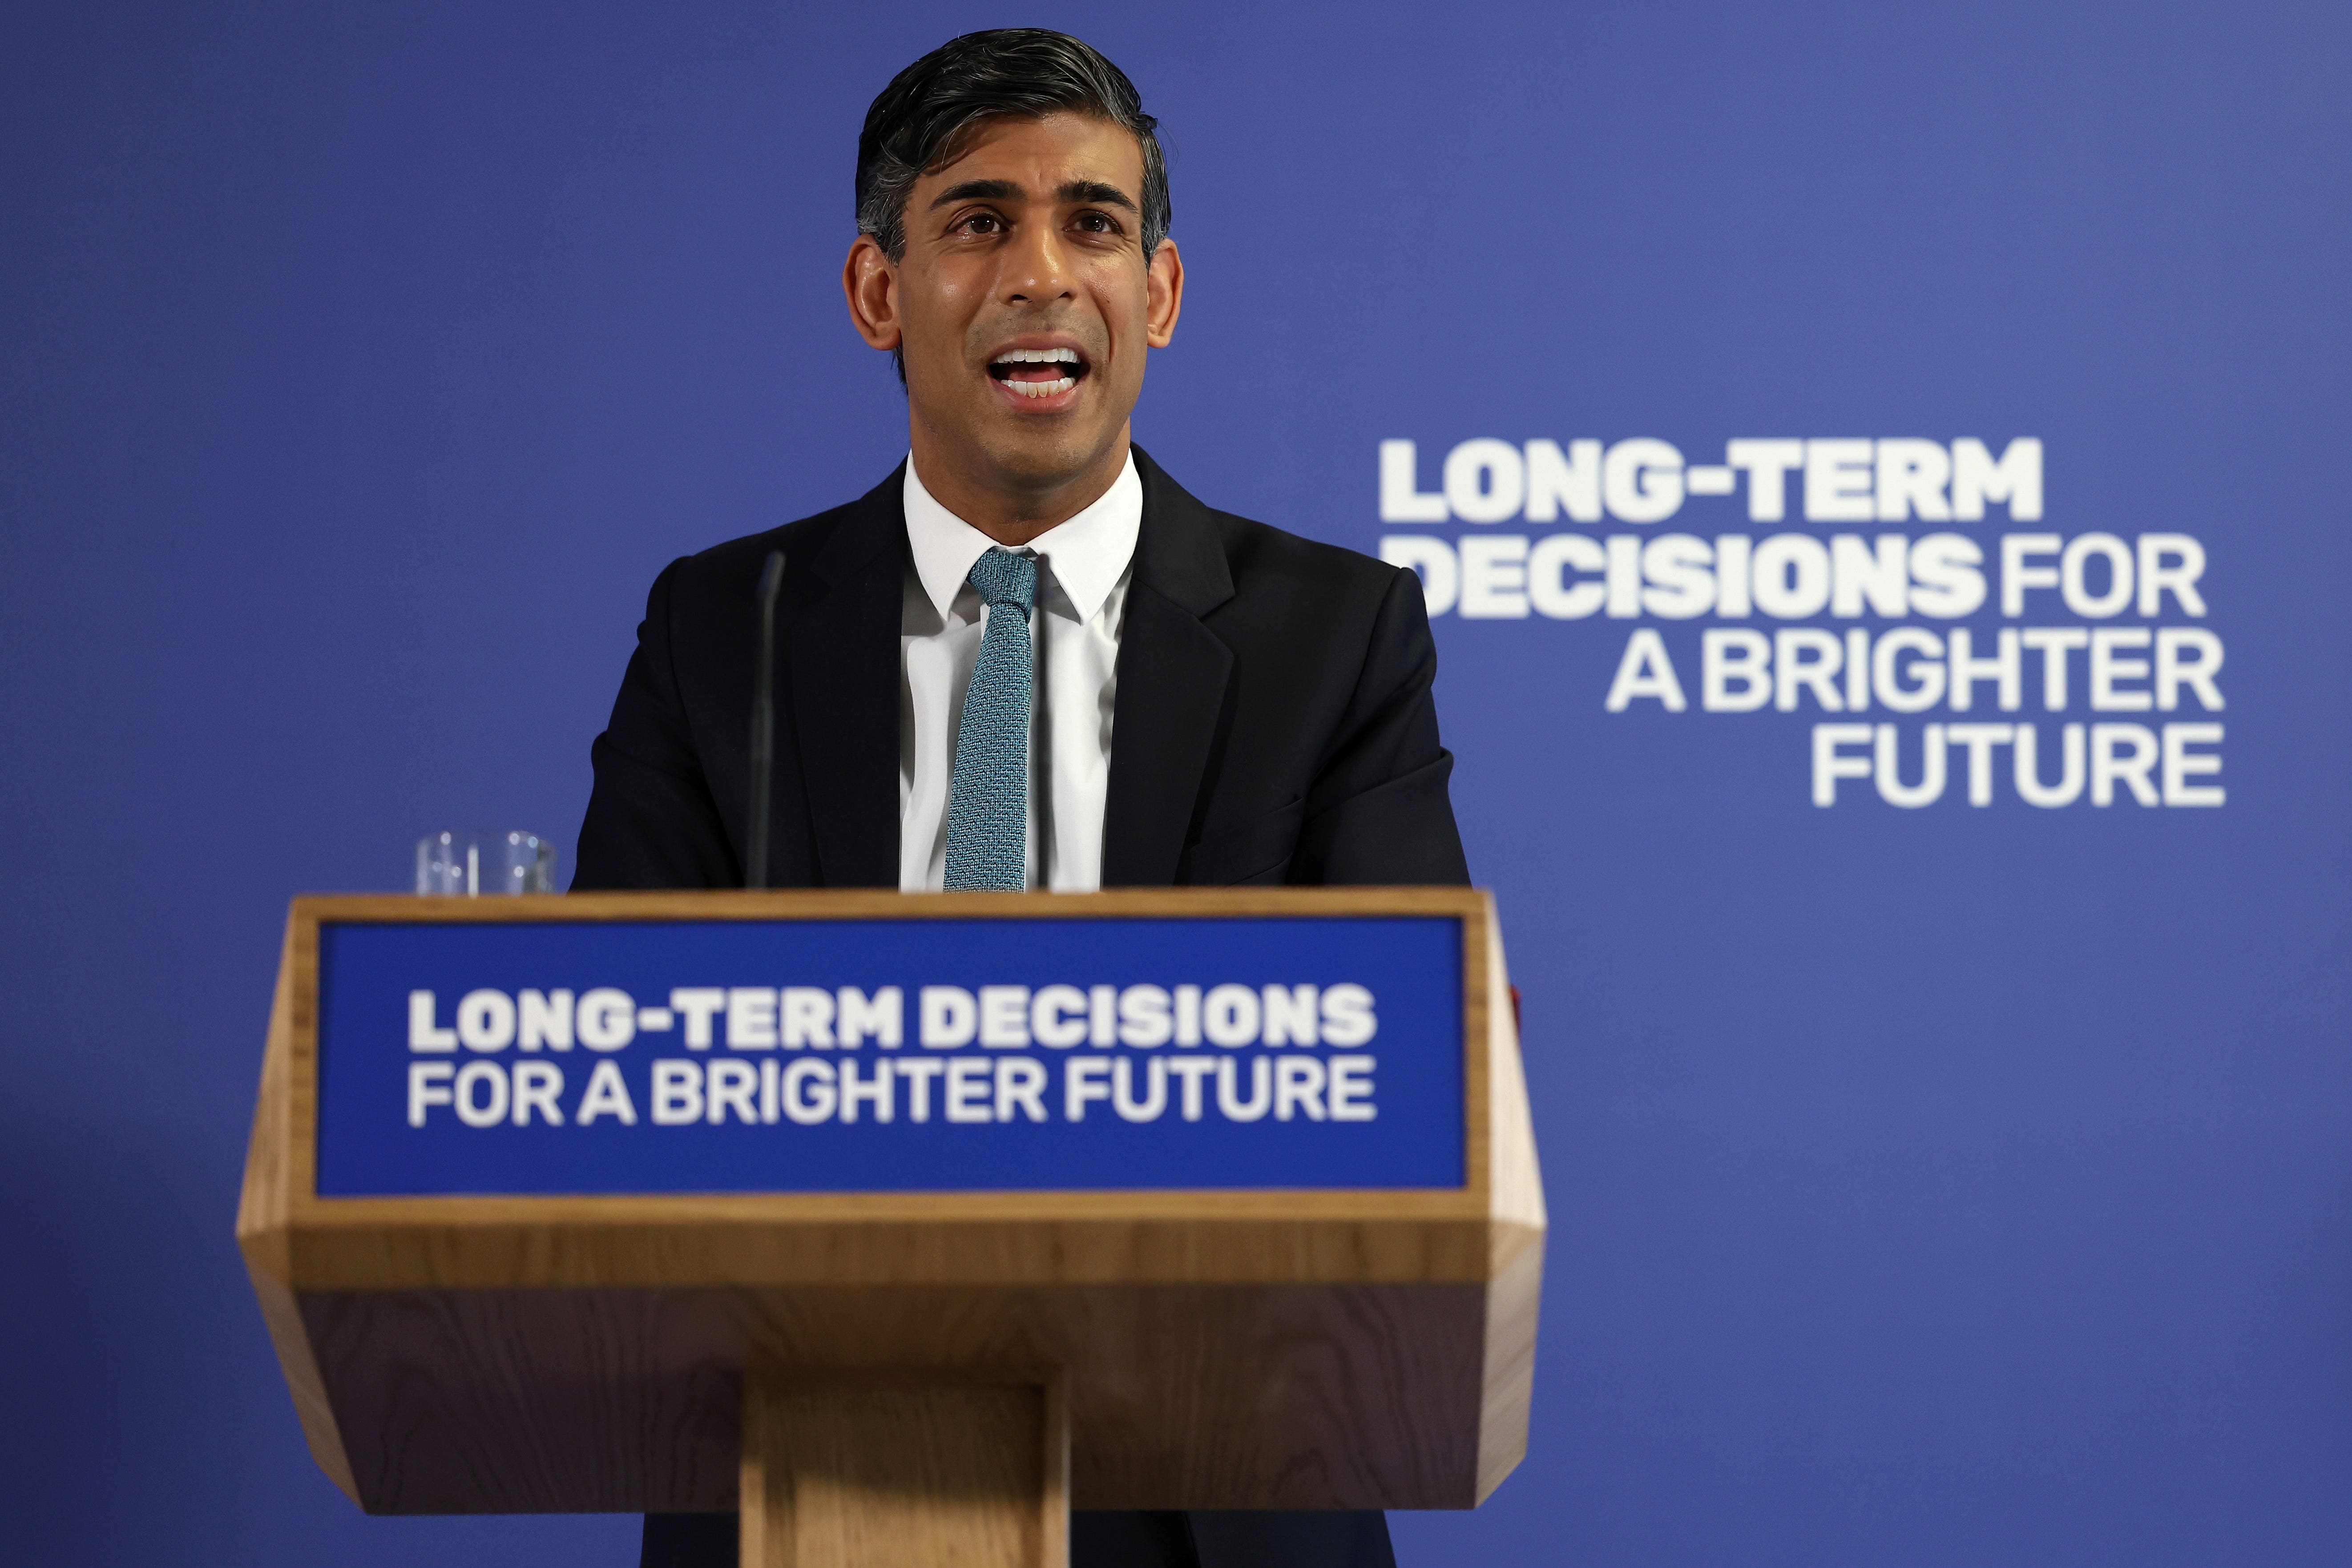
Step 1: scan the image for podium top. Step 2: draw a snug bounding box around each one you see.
[242,885,1532,1294]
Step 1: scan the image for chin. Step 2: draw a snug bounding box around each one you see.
[976,423,1115,489]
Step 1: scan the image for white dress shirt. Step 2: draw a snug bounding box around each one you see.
[898,453,1141,893]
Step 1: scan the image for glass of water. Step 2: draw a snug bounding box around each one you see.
[416,830,557,895]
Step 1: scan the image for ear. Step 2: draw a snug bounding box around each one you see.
[1144,237,1183,349]
[842,234,902,351]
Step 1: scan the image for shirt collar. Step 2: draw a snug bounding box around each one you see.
[902,451,1141,625]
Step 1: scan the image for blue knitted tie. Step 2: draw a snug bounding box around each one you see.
[944,547,1038,891]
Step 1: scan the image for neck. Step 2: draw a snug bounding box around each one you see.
[907,425,1131,547]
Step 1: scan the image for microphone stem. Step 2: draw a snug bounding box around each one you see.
[746,550,785,889]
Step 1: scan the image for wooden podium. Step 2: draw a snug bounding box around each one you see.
[238,887,1544,1566]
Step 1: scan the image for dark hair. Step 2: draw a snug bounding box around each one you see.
[856,29,1171,263]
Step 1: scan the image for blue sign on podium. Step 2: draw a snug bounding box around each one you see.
[313,909,1468,1198]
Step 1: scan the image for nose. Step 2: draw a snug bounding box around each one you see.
[1001,221,1074,306]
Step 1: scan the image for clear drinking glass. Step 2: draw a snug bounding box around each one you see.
[416,830,557,895]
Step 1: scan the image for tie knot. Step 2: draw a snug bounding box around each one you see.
[966,546,1037,612]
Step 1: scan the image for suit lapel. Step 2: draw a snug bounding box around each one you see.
[787,469,908,888]
[1101,448,1237,886]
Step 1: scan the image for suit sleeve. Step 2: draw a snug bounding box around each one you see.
[572,558,742,891]
[1290,565,1472,887]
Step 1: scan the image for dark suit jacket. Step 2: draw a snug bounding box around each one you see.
[574,446,1467,894]
[577,447,1462,1568]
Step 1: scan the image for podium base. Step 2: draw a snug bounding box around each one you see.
[741,1374,1069,1568]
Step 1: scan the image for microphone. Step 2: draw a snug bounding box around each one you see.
[746,550,786,890]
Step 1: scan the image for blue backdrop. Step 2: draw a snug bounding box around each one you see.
[3,2,2346,1563]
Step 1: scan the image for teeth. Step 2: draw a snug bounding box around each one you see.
[1010,377,1076,398]
[993,347,1080,364]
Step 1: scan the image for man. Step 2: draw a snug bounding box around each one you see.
[576,29,1466,1568]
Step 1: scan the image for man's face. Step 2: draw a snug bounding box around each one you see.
[844,112,1182,513]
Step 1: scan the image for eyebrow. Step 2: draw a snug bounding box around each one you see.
[929,178,1021,210]
[928,177,1139,214]
[1057,179,1138,214]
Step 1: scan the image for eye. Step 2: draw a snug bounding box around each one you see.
[1074,211,1120,235]
[957,212,1005,236]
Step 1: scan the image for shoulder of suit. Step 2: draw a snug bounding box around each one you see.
[1202,505,1408,604]
[1131,444,1402,605]
[654,489,885,607]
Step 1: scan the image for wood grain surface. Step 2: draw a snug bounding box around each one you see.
[297,1280,1487,1513]
[1473,923,1546,1503]
[236,887,1545,1516]
[742,1375,1066,1568]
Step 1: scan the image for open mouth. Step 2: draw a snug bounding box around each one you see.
[987,346,1089,399]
